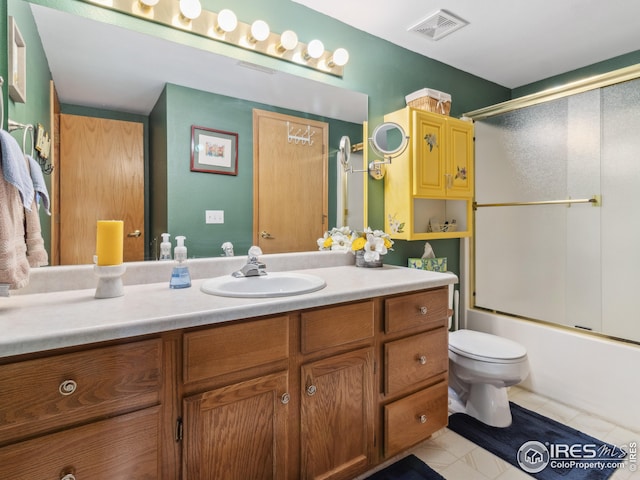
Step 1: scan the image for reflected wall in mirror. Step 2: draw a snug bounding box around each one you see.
[9,0,368,264]
[336,125,367,231]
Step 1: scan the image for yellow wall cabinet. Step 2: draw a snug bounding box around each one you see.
[383,107,474,240]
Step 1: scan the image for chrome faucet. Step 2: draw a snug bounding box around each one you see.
[232,246,266,277]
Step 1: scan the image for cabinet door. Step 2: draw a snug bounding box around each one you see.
[183,372,289,480]
[446,119,474,198]
[300,348,374,480]
[412,110,447,197]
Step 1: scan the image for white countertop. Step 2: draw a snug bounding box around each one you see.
[0,255,457,359]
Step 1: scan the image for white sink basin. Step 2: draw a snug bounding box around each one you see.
[201,272,326,298]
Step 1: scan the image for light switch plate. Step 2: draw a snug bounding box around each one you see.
[205,210,224,224]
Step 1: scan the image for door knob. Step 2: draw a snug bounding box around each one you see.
[260,231,274,239]
[127,230,141,237]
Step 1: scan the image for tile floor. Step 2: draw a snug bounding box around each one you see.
[358,386,640,479]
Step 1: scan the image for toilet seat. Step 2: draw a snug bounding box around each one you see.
[449,329,527,364]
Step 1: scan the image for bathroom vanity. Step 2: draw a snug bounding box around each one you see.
[0,253,455,479]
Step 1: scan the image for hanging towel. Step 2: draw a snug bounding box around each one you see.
[24,192,49,268]
[27,155,51,215]
[0,152,30,289]
[0,130,34,211]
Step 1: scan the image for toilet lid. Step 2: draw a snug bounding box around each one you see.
[449,329,527,362]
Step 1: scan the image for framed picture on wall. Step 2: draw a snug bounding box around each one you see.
[8,17,27,103]
[190,125,238,175]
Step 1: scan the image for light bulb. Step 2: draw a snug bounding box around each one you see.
[138,0,159,7]
[249,20,270,43]
[179,0,202,21]
[216,9,237,33]
[328,48,349,67]
[305,39,324,60]
[278,30,298,52]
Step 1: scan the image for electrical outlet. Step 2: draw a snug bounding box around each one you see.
[205,210,224,224]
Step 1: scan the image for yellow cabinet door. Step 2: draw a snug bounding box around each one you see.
[412,110,447,196]
[446,119,474,198]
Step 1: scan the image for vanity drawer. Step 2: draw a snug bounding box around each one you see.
[0,339,162,444]
[385,328,448,395]
[0,406,160,479]
[385,288,448,334]
[384,380,448,456]
[183,315,289,385]
[301,300,374,354]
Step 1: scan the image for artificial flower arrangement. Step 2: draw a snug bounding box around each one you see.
[317,226,394,262]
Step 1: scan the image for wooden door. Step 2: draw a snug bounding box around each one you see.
[182,372,289,480]
[300,348,374,480]
[253,110,328,253]
[59,114,144,265]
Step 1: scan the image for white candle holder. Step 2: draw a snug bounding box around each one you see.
[93,264,126,299]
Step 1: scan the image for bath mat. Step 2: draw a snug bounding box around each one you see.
[448,402,627,479]
[364,454,445,480]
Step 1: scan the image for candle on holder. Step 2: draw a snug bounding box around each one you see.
[96,220,124,266]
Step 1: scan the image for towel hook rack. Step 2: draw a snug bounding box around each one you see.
[8,119,35,158]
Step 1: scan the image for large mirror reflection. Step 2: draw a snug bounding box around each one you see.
[12,1,368,264]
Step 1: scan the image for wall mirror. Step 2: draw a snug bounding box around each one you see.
[18,1,368,263]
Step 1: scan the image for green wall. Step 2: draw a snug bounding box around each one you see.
[158,83,362,258]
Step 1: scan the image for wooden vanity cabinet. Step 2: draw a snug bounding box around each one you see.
[0,338,164,479]
[300,301,376,480]
[379,288,450,457]
[0,286,450,479]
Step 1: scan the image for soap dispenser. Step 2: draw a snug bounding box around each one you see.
[159,233,172,260]
[169,236,191,289]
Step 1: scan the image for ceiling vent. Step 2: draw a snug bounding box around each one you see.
[409,10,468,41]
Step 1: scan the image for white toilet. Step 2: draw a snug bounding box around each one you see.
[448,329,529,427]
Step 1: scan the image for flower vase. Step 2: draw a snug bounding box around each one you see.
[355,250,383,268]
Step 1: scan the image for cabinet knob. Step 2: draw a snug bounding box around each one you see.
[59,379,77,396]
[417,355,427,365]
[418,414,428,424]
[60,467,76,480]
[419,306,428,315]
[306,385,317,396]
[281,393,290,405]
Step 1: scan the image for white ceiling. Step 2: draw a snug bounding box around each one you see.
[294,0,640,88]
[30,1,640,118]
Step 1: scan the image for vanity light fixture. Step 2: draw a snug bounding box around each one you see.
[248,20,270,43]
[81,0,348,76]
[277,30,299,52]
[304,39,324,60]
[179,0,202,21]
[328,47,349,67]
[215,9,237,34]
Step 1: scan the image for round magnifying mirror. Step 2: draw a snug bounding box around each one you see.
[369,122,408,158]
[338,135,351,169]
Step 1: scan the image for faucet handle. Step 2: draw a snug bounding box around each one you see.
[248,245,263,263]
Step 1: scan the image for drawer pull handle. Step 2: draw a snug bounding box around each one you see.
[59,380,77,396]
[417,355,427,365]
[418,414,428,424]
[61,474,77,480]
[419,306,428,315]
[306,385,317,396]
[281,393,290,405]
